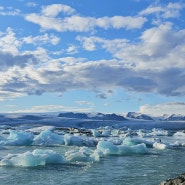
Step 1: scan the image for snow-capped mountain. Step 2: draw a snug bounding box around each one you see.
[58,112,127,121]
[164,114,185,121]
[126,112,153,121]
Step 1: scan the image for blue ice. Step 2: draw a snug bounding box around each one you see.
[0,149,66,167]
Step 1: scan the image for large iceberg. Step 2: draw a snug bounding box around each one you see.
[33,130,64,146]
[0,149,66,167]
[0,130,34,146]
[97,141,148,155]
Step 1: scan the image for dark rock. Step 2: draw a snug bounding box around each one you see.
[160,173,185,185]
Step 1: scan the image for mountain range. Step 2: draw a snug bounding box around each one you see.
[1,112,185,122]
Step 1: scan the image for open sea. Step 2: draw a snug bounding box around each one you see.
[0,116,185,185]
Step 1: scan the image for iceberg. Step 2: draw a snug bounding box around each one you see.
[0,149,66,167]
[153,142,166,150]
[0,130,34,146]
[97,141,148,155]
[173,131,185,137]
[65,147,100,162]
[26,126,55,134]
[91,128,111,137]
[33,130,64,146]
[122,137,154,148]
[64,134,97,147]
[33,149,67,164]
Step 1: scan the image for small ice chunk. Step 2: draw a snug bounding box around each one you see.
[173,131,185,137]
[91,128,111,137]
[153,142,166,150]
[65,147,100,162]
[150,128,168,136]
[91,129,101,137]
[64,134,97,147]
[26,126,55,134]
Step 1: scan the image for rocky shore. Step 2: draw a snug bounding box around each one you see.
[160,173,185,185]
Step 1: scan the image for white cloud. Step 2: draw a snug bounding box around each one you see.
[25,13,63,32]
[110,16,146,29]
[75,100,94,106]
[0,90,25,101]
[78,23,185,70]
[1,53,185,100]
[23,33,60,45]
[1,2,185,101]
[24,4,146,32]
[66,44,78,54]
[139,2,183,18]
[0,7,21,16]
[11,104,93,113]
[139,102,185,116]
[41,4,75,17]
[0,27,21,55]
[26,2,38,7]
[77,36,128,51]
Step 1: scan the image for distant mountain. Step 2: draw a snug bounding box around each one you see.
[126,112,153,121]
[164,114,185,121]
[58,112,127,121]
[17,115,45,120]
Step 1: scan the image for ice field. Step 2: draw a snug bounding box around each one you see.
[1,114,185,184]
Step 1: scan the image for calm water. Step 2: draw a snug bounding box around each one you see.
[0,120,185,185]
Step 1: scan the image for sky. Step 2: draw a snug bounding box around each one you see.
[0,0,185,116]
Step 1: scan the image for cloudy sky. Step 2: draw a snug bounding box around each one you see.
[0,0,185,116]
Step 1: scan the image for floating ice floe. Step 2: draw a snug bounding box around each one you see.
[173,131,185,137]
[136,128,168,137]
[64,134,97,147]
[65,146,101,162]
[33,130,64,146]
[0,130,34,146]
[26,126,55,134]
[0,149,67,167]
[122,137,153,148]
[97,141,148,155]
[153,142,166,150]
[171,131,185,146]
[91,128,111,137]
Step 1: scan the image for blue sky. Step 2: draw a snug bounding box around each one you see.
[0,0,185,116]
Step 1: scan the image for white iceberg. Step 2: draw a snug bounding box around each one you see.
[33,130,64,146]
[0,130,34,146]
[0,149,66,167]
[97,141,148,155]
[153,142,166,150]
[64,134,97,147]
[65,147,100,162]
